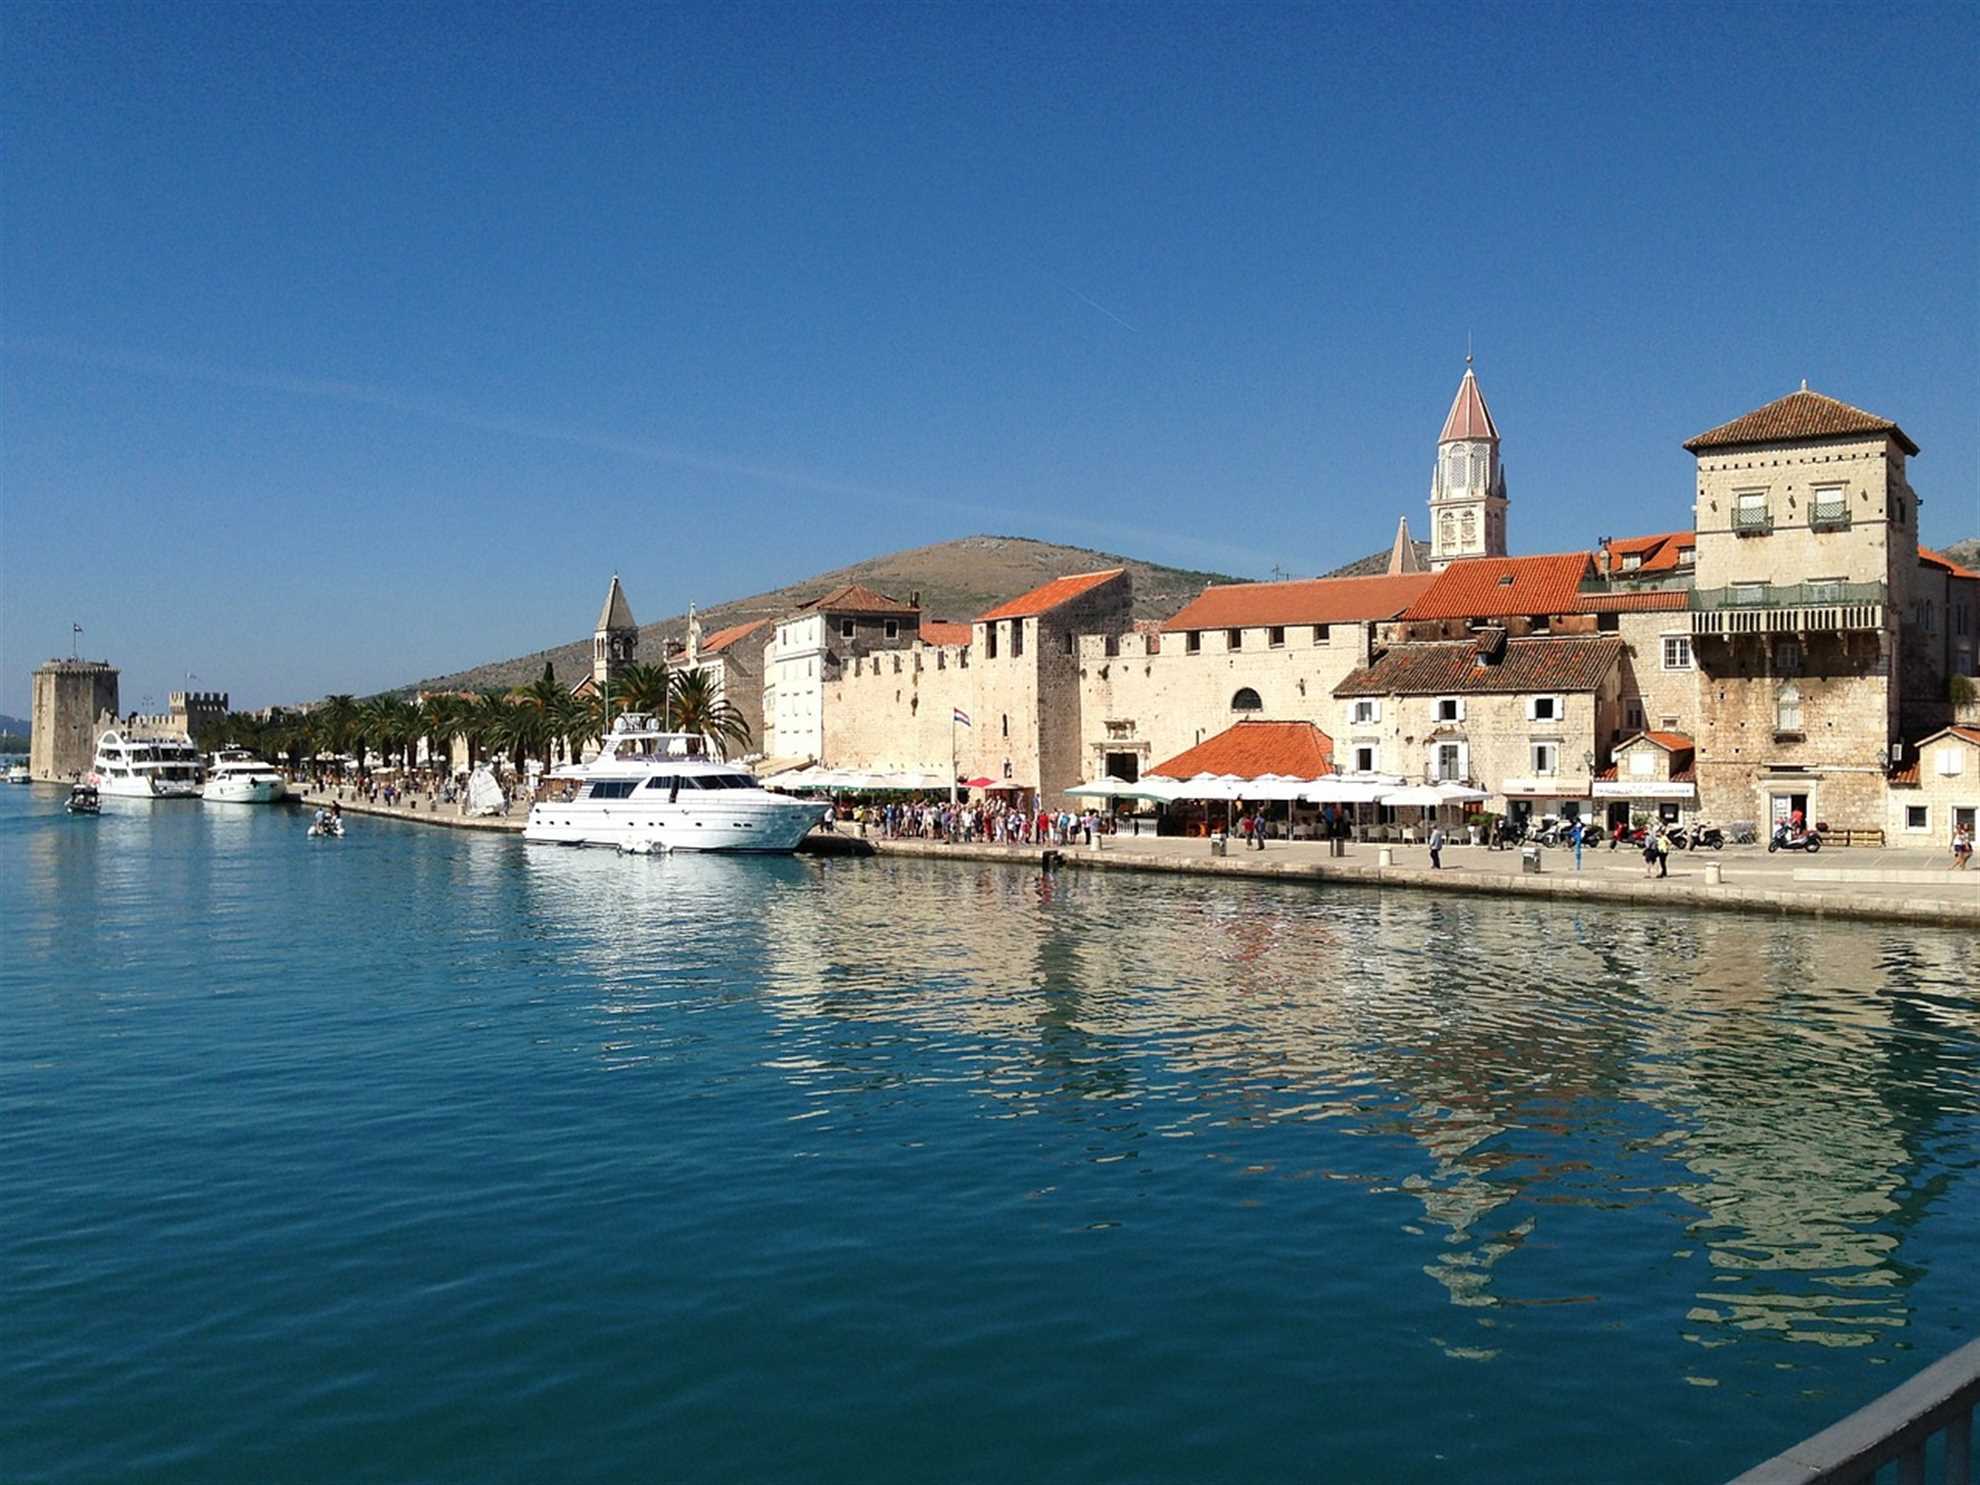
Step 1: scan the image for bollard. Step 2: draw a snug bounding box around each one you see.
[1705,861,1723,886]
[1378,847,1393,867]
[1521,846,1542,875]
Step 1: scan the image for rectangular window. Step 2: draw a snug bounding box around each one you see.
[1775,639,1802,675]
[1621,554,1641,571]
[1938,747,1966,777]
[1227,628,1243,651]
[1734,490,1771,533]
[1625,699,1644,731]
[1629,750,1656,776]
[1352,699,1380,724]
[1530,695,1559,721]
[985,625,998,659]
[1730,582,1767,607]
[884,620,899,640]
[1435,743,1462,781]
[1811,485,1848,528]
[1662,635,1692,671]
[840,619,856,639]
[1677,546,1694,567]
[587,779,641,799]
[1906,805,1929,831]
[1354,746,1376,772]
[1011,621,1023,657]
[1064,631,1075,655]
[1313,624,1331,645]
[1268,626,1285,648]
[1808,577,1845,604]
[1777,687,1803,733]
[1186,631,1202,654]
[1531,742,1559,775]
[1434,696,1463,723]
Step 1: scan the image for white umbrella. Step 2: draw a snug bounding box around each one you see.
[1378,784,1450,808]
[1066,777,1171,801]
[1148,772,1250,801]
[1239,774,1325,802]
[1301,776,1394,804]
[1434,782,1490,803]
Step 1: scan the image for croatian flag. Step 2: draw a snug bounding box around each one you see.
[953,708,972,727]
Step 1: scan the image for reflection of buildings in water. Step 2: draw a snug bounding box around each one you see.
[1631,917,1916,1348]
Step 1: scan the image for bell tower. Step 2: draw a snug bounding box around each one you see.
[593,575,639,693]
[1428,355,1509,570]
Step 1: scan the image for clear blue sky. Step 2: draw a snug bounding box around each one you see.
[4,1,1976,716]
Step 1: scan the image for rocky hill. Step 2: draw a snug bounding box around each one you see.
[399,535,1243,697]
[1941,537,1979,569]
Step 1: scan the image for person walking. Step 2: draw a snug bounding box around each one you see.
[1571,816,1585,872]
[1953,822,1972,870]
[1652,824,1670,879]
[1428,821,1444,870]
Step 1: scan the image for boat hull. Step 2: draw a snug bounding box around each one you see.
[523,794,828,853]
[203,778,288,804]
[91,774,203,799]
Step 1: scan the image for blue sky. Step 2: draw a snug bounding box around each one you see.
[4,1,1976,716]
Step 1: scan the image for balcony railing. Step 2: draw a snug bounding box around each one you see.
[1732,507,1774,535]
[1726,1334,1977,1484]
[1691,581,1887,638]
[1810,500,1851,531]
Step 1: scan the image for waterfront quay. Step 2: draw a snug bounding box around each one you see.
[298,788,1976,926]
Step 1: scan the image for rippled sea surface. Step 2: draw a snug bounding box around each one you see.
[3,788,1977,1483]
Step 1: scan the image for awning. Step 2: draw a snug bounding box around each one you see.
[1592,780,1697,800]
[1500,778,1593,799]
[1065,777,1171,801]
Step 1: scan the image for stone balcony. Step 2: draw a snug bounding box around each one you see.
[1689,581,1887,638]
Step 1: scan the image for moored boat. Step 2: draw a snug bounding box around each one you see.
[88,729,203,798]
[524,715,828,853]
[202,748,288,804]
[66,783,100,814]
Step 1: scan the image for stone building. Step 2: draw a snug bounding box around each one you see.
[762,584,924,762]
[1428,358,1510,570]
[1075,571,1433,785]
[1333,632,1626,818]
[678,612,771,759]
[588,575,639,698]
[29,658,119,781]
[1591,730,1697,827]
[1884,724,1980,847]
[1681,386,1931,830]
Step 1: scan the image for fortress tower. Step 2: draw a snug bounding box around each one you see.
[593,575,639,696]
[30,659,120,781]
[1428,357,1509,570]
[169,691,230,741]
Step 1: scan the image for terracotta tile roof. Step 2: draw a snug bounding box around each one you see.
[1682,388,1918,456]
[1162,572,1436,632]
[1595,763,1617,782]
[917,620,972,646]
[1643,730,1694,752]
[1146,720,1334,781]
[1671,766,1696,784]
[1889,761,1920,787]
[1597,530,1694,576]
[1439,367,1500,443]
[699,618,769,656]
[801,583,918,616]
[1577,590,1689,613]
[1335,635,1624,697]
[978,568,1125,622]
[1399,553,1595,621]
[1920,546,1980,580]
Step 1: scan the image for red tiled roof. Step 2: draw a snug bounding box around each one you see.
[1146,720,1334,781]
[1671,766,1696,784]
[917,620,972,646]
[1399,552,1595,621]
[1162,573,1436,632]
[1643,730,1694,752]
[1920,546,1980,580]
[802,584,918,616]
[1335,635,1624,697]
[1597,530,1694,576]
[700,618,769,656]
[1683,388,1918,456]
[1577,590,1689,613]
[978,568,1125,622]
[1889,761,1920,787]
[1439,367,1500,443]
[1595,763,1617,782]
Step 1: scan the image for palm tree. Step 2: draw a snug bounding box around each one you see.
[615,662,671,720]
[516,668,568,772]
[420,695,468,775]
[319,694,359,767]
[465,690,511,768]
[667,669,752,759]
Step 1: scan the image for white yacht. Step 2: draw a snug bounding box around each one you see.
[88,729,204,798]
[4,763,29,784]
[202,748,288,804]
[524,716,829,853]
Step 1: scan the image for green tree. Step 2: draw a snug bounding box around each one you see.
[667,669,752,759]
[614,662,671,720]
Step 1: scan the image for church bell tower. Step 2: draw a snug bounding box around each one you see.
[593,574,639,694]
[1428,356,1509,570]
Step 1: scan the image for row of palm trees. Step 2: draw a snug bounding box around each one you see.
[202,663,752,777]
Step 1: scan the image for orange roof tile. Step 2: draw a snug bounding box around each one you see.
[800,583,918,616]
[1920,546,1980,580]
[1438,367,1500,443]
[1577,590,1689,613]
[1683,388,1918,456]
[1399,552,1595,621]
[917,620,972,646]
[1598,530,1695,576]
[1643,730,1694,752]
[1146,720,1334,782]
[1162,572,1436,632]
[1336,635,1624,697]
[700,618,769,656]
[978,568,1125,622]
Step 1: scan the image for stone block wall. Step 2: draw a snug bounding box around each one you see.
[1337,686,1613,809]
[30,660,120,781]
[1615,611,1701,738]
[1885,734,1980,845]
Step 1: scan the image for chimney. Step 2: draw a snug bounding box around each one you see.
[910,590,921,609]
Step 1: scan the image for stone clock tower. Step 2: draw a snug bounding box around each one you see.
[1428,357,1509,570]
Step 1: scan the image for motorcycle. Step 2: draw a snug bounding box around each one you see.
[1688,823,1726,851]
[1767,823,1822,853]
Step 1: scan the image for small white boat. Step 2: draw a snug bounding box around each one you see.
[88,729,203,798]
[203,748,288,804]
[66,783,101,815]
[307,813,345,838]
[4,764,29,785]
[525,714,828,853]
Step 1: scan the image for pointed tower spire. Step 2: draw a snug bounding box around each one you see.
[593,575,639,694]
[1428,358,1509,570]
[1386,515,1423,574]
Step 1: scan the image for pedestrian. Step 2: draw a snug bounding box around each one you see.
[1649,825,1670,879]
[1428,821,1444,869]
[1953,822,1972,870]
[1571,816,1584,872]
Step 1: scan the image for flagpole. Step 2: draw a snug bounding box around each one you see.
[950,714,957,807]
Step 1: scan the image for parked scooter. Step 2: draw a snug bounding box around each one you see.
[1685,822,1726,851]
[1767,822,1822,853]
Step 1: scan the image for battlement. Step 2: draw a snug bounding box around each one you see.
[170,691,229,710]
[34,658,117,675]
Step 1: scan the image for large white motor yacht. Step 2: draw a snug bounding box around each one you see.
[524,716,828,853]
[88,729,204,798]
[202,748,288,804]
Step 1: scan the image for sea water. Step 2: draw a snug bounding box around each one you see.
[2,786,1976,1483]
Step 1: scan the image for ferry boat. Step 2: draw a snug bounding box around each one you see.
[202,748,288,804]
[524,716,829,853]
[87,729,204,798]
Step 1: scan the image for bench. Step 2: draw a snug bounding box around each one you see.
[1819,827,1885,848]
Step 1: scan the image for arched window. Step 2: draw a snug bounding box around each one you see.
[1448,449,1466,487]
[1461,511,1477,547]
[1231,688,1263,712]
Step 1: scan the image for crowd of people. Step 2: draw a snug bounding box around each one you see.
[838,797,1113,846]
